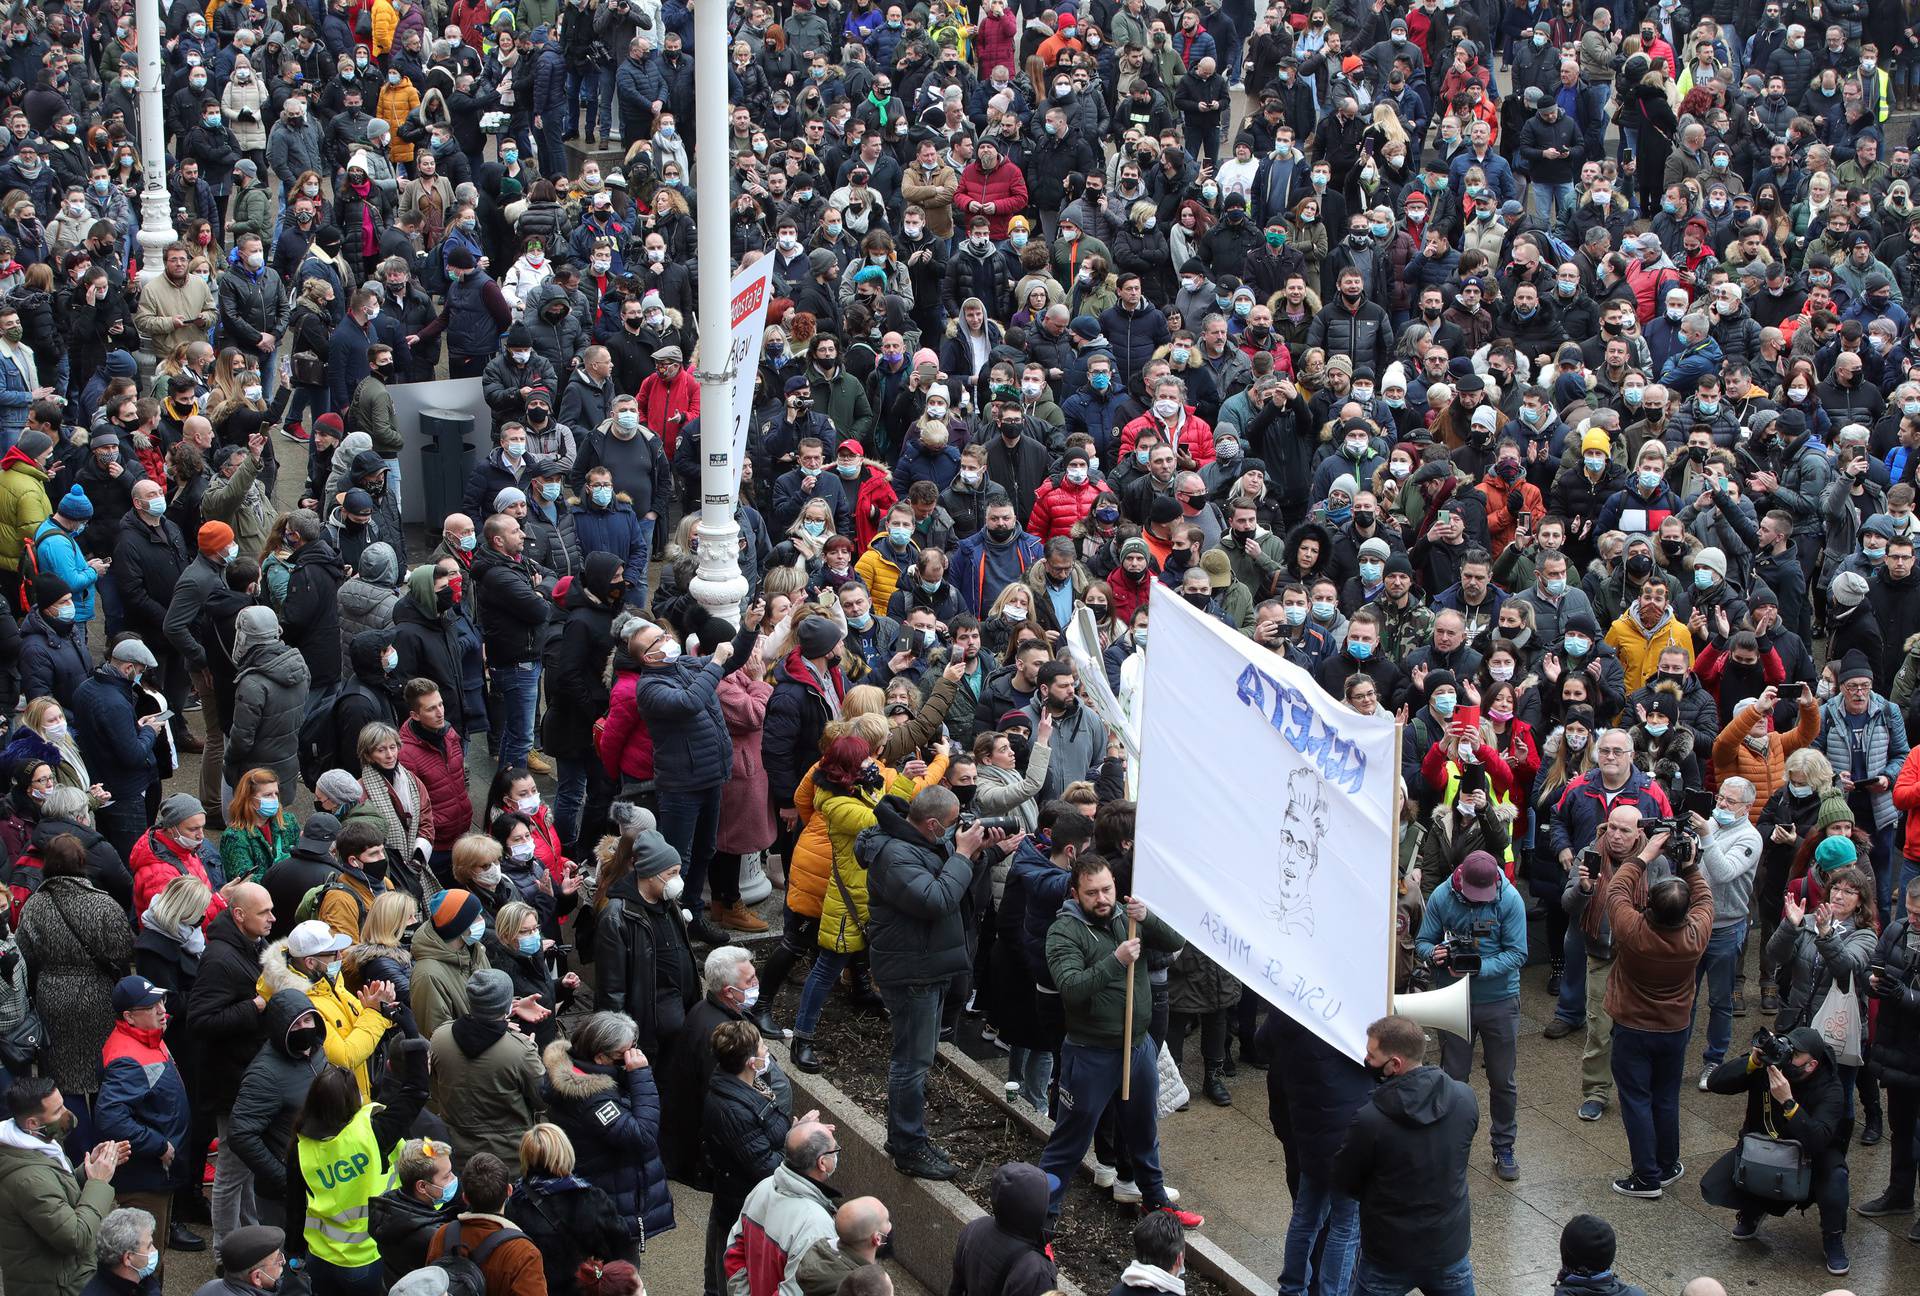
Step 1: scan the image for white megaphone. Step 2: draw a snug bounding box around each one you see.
[1392,975,1472,1038]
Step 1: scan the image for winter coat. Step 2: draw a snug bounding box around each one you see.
[393,567,481,737]
[1262,1009,1374,1165]
[409,919,489,1041]
[1415,872,1530,1004]
[949,1163,1056,1296]
[337,578,401,674]
[14,875,130,1093]
[226,639,311,791]
[502,1172,633,1296]
[723,1163,838,1296]
[541,1038,674,1240]
[428,1015,543,1173]
[282,538,346,688]
[541,579,617,763]
[367,1187,447,1287]
[861,798,976,991]
[592,872,697,1055]
[183,908,267,1110]
[818,777,916,957]
[1710,697,1820,816]
[225,987,328,1204]
[1818,694,1909,830]
[0,1120,118,1296]
[717,669,777,855]
[17,610,90,707]
[763,651,844,810]
[399,721,472,853]
[1767,916,1878,1034]
[1046,897,1183,1048]
[1332,1065,1480,1265]
[1868,917,1920,1091]
[702,1070,794,1203]
[632,652,736,794]
[255,939,392,1100]
[93,1019,189,1194]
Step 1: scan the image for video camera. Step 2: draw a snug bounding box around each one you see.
[1431,919,1496,975]
[1643,816,1699,866]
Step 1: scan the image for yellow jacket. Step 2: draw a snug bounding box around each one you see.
[371,0,399,56]
[377,82,421,163]
[258,938,393,1099]
[815,753,949,953]
[1605,609,1694,694]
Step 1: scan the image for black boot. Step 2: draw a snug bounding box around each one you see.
[1546,957,1564,997]
[689,914,731,948]
[790,1036,822,1073]
[844,963,888,1015]
[1220,1042,1238,1078]
[1204,1065,1232,1107]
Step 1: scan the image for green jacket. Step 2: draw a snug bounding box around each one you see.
[1045,900,1183,1049]
[352,376,400,456]
[0,1138,119,1296]
[229,183,274,241]
[410,920,491,1040]
[0,459,50,570]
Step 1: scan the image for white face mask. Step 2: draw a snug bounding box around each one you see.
[516,792,540,814]
[662,874,686,902]
[476,864,503,886]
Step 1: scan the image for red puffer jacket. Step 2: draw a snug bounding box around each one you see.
[1027,476,1116,542]
[597,666,657,784]
[954,158,1030,240]
[131,827,226,926]
[399,720,473,852]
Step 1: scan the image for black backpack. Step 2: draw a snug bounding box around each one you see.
[433,1220,527,1296]
[297,678,385,790]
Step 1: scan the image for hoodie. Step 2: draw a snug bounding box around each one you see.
[949,1163,1056,1296]
[227,987,329,1201]
[1332,1065,1479,1265]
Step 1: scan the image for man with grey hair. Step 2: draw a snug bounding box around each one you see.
[1657,312,1722,400]
[725,1121,839,1296]
[93,1206,157,1284]
[1691,774,1762,1089]
[660,947,790,1182]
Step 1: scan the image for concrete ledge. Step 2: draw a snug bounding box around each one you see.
[771,1038,1086,1296]
[934,1044,1276,1296]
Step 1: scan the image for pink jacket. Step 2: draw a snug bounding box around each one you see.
[716,669,777,855]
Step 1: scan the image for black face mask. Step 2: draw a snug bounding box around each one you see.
[287,1023,325,1057]
[436,586,456,611]
[358,854,389,881]
[1365,1060,1393,1085]
[985,524,1015,543]
[952,783,977,808]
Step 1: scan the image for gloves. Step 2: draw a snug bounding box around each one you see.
[1506,490,1525,515]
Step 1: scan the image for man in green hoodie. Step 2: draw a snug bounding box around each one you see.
[0,1077,124,1296]
[1035,856,1202,1230]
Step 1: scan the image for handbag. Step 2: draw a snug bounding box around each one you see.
[1154,1042,1190,1117]
[292,349,325,387]
[1814,978,1864,1067]
[1732,1132,1812,1202]
[0,1006,47,1072]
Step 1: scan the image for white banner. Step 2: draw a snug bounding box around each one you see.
[1134,585,1397,1063]
[1065,606,1140,799]
[726,258,776,496]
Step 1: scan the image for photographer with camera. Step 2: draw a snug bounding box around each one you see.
[863,785,1020,1182]
[1859,876,1920,1237]
[1413,850,1529,1181]
[1603,818,1712,1200]
[1700,1026,1852,1276]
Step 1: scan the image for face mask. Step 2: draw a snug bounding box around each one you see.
[324,958,343,979]
[1152,398,1180,420]
[1694,568,1715,589]
[459,533,477,551]
[51,604,74,622]
[662,875,686,902]
[1645,721,1669,738]
[465,918,487,944]
[1066,466,1089,485]
[1349,638,1373,660]
[1564,635,1590,656]
[438,1175,461,1205]
[1639,471,1663,491]
[1359,560,1383,584]
[1432,693,1457,717]
[1310,599,1336,622]
[961,469,984,486]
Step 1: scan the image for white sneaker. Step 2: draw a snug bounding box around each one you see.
[738,852,773,905]
[1698,1065,1715,1092]
[1092,1162,1118,1189]
[1111,1180,1179,1204]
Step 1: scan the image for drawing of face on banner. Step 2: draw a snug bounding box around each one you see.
[1275,768,1329,935]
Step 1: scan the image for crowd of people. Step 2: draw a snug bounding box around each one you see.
[0,0,1915,1294]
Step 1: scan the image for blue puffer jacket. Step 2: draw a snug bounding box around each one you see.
[1010,839,1073,992]
[540,1038,675,1241]
[72,663,158,801]
[570,498,649,592]
[94,1020,190,1193]
[17,608,90,706]
[31,519,98,620]
[1414,869,1530,1004]
[631,652,736,794]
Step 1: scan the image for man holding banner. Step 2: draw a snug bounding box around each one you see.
[1037,855,1204,1231]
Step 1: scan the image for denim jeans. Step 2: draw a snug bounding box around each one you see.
[1006,1045,1053,1112]
[567,65,603,140]
[1554,922,1587,1025]
[793,948,852,1037]
[1278,1170,1360,1296]
[1530,180,1575,224]
[1351,1252,1475,1296]
[876,980,946,1156]
[94,568,123,634]
[1692,920,1747,1066]
[656,783,722,907]
[555,755,592,847]
[1611,1023,1689,1182]
[632,515,655,591]
[308,1256,387,1296]
[1038,1038,1165,1218]
[488,660,541,770]
[380,455,402,514]
[210,1113,256,1250]
[287,384,329,436]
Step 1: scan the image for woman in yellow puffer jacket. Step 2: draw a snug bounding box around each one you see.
[785,731,946,1071]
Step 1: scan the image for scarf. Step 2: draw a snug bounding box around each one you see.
[868,88,889,126]
[450,1013,509,1059]
[350,179,377,258]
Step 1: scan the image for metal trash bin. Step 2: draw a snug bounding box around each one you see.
[419,408,475,526]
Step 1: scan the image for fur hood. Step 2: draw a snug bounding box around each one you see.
[541,1037,617,1100]
[258,937,315,996]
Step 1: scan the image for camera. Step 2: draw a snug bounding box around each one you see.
[1644,816,1698,866]
[1432,919,1495,975]
[1751,1028,1796,1068]
[959,814,1019,834]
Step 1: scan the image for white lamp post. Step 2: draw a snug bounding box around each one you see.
[134,0,177,285]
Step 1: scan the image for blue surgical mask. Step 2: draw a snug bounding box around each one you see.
[591,486,613,507]
[1639,470,1663,491]
[439,1174,461,1205]
[1645,721,1669,737]
[1432,693,1456,717]
[459,532,477,551]
[1546,577,1568,596]
[1584,454,1608,473]
[1713,806,1738,827]
[1312,599,1336,621]
[1349,638,1373,659]
[888,525,913,546]
[1788,782,1814,798]
[1359,560,1383,583]
[258,796,280,817]
[135,1249,159,1279]
[1698,399,1719,415]
[50,603,73,622]
[517,933,543,955]
[1284,604,1306,626]
[1694,568,1715,588]
[802,520,826,537]
[1564,635,1591,656]
[849,611,873,630]
[1091,371,1112,391]
[540,482,562,501]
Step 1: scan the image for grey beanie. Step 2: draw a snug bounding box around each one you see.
[315,769,366,809]
[629,829,683,880]
[158,793,205,828]
[467,968,514,1019]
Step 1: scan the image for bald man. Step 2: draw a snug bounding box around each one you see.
[185,880,277,1245]
[1681,1279,1727,1296]
[792,1197,890,1296]
[725,1122,840,1296]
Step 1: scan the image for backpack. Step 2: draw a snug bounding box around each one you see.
[435,1220,527,1296]
[297,677,381,789]
[294,874,366,928]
